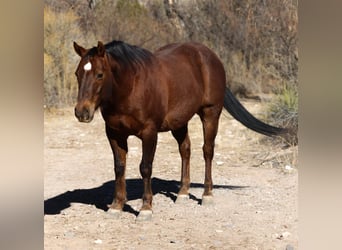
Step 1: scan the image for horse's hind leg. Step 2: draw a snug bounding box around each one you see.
[199,106,221,205]
[171,125,191,202]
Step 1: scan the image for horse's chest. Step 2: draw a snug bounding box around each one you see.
[104,114,142,135]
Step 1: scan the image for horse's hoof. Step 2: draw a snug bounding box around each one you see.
[107,208,122,218]
[175,194,189,204]
[201,195,214,206]
[136,210,152,222]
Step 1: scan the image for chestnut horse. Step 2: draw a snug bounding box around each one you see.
[73,40,286,220]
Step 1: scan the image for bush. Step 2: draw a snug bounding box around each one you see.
[92,0,181,50]
[44,0,298,110]
[170,0,298,96]
[44,6,89,108]
[267,83,298,144]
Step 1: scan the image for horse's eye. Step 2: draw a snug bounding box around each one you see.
[96,73,103,79]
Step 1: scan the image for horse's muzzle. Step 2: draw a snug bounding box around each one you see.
[74,106,94,123]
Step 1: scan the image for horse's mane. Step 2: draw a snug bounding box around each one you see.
[87,40,154,71]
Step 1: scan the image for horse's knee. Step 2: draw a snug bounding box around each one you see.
[139,162,152,178]
[180,140,191,158]
[202,143,214,160]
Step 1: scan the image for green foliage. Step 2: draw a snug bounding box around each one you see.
[278,85,298,113]
[267,83,298,144]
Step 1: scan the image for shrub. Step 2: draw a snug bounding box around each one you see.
[171,0,298,96]
[44,0,298,110]
[44,6,88,108]
[92,0,180,50]
[267,83,298,144]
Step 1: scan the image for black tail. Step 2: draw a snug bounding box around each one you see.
[223,88,287,137]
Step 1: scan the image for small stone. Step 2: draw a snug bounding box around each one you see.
[284,165,294,173]
[276,231,291,240]
[94,239,102,244]
[215,229,223,233]
[216,161,224,166]
[281,231,291,238]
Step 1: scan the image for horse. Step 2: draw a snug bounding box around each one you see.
[73,40,287,221]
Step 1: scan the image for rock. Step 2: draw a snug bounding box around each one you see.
[276,231,291,240]
[284,165,295,173]
[94,239,102,244]
[285,165,292,170]
[281,231,291,239]
[216,161,224,166]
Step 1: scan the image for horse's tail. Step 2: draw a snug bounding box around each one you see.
[223,88,288,137]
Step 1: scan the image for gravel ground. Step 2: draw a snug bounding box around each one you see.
[44,100,298,249]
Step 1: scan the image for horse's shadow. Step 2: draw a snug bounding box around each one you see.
[44,177,247,216]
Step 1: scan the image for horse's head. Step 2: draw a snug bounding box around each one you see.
[73,41,111,123]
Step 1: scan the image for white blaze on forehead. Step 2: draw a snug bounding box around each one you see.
[83,62,92,71]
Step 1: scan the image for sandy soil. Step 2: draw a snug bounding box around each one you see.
[44,100,298,250]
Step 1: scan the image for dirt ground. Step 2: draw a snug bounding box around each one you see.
[44,100,298,250]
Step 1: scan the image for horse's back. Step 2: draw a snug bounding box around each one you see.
[155,42,226,99]
[154,42,226,131]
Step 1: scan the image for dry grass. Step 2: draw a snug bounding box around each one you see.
[44,7,93,108]
[266,83,298,145]
[231,125,298,170]
[220,100,298,170]
[44,0,298,113]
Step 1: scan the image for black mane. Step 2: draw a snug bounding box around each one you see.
[87,40,154,70]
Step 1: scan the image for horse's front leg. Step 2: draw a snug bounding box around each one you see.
[136,128,158,221]
[105,125,128,217]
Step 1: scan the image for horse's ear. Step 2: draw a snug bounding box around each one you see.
[73,42,87,57]
[97,41,105,57]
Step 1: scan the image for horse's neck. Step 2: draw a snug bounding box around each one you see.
[100,68,133,110]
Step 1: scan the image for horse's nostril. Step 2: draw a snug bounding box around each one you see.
[83,109,89,119]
